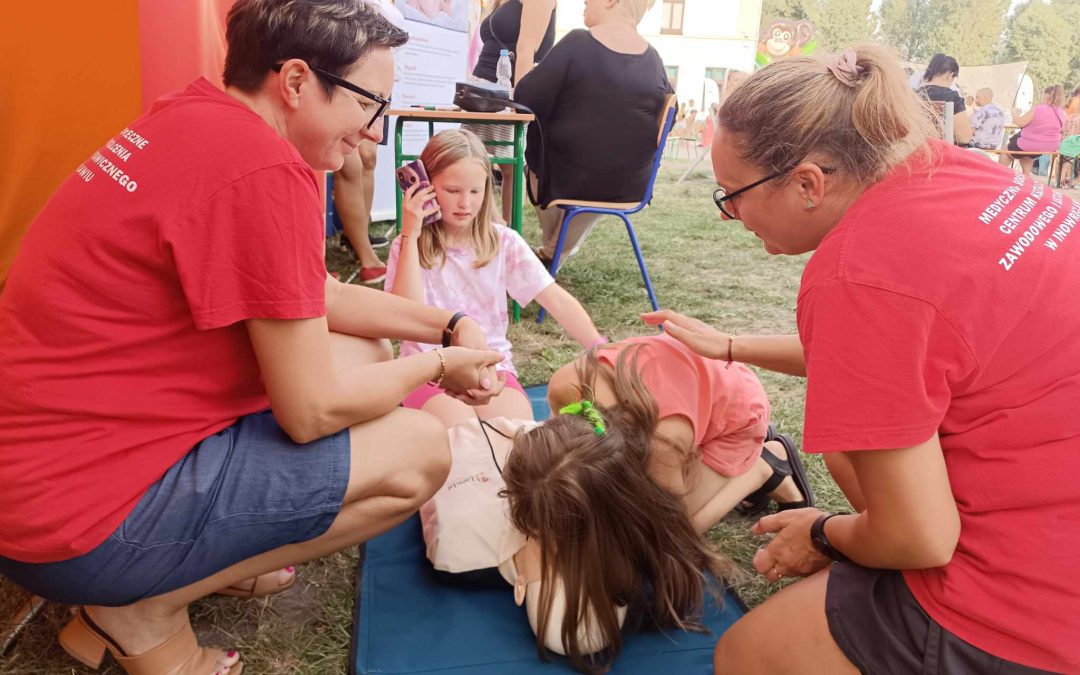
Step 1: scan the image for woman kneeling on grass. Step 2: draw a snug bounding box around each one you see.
[0,2,503,674]
[649,43,1079,674]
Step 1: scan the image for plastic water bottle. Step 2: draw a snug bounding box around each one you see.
[496,49,513,93]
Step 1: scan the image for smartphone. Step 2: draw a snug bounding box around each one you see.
[396,159,440,226]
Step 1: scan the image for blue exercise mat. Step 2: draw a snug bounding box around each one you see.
[350,387,747,674]
[351,515,746,674]
[524,384,551,420]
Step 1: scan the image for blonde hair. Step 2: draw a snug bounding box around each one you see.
[417,129,499,269]
[612,0,655,25]
[1044,84,1065,108]
[719,43,937,186]
[502,345,736,674]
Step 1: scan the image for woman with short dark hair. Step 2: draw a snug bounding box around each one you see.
[0,1,503,672]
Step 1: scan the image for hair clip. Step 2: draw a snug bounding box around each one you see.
[558,400,606,436]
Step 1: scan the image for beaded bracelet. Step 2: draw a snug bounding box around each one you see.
[430,347,447,387]
[725,335,735,369]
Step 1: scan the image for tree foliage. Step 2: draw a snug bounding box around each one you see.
[760,0,1080,92]
[877,0,948,61]
[814,0,874,51]
[1004,0,1080,91]
[926,0,1009,65]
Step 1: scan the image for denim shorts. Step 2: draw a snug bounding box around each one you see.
[825,562,1059,675]
[0,410,350,606]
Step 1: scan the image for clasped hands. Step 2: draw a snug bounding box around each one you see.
[439,316,506,406]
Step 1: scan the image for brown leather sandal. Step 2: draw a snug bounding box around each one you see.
[59,607,242,675]
[215,568,296,599]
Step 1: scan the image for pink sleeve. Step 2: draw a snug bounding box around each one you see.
[797,279,978,454]
[500,228,554,305]
[166,163,326,330]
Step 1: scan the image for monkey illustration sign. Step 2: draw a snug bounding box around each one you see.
[756,19,819,69]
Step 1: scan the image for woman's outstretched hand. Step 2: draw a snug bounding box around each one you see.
[642,309,731,361]
[751,508,831,583]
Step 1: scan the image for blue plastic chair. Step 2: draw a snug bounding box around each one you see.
[538,95,678,323]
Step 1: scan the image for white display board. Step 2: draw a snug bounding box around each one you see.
[370,18,469,223]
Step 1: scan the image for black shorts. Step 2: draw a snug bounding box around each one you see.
[1007,132,1024,153]
[825,562,1060,675]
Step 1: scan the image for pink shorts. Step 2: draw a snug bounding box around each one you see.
[401,371,526,410]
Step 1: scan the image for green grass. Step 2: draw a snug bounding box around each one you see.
[0,159,850,674]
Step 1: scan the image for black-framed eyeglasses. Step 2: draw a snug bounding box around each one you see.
[272,62,390,129]
[712,166,836,219]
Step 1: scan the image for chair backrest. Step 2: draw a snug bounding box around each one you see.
[657,93,678,145]
[931,100,954,144]
[634,95,679,209]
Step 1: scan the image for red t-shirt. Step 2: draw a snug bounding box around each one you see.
[798,141,1080,672]
[0,79,326,563]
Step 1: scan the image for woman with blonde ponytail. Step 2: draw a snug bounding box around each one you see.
[643,44,1080,675]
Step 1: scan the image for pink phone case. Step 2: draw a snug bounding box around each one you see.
[396,160,440,226]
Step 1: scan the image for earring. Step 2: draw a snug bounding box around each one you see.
[806,199,815,209]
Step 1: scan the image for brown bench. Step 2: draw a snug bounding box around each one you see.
[974,148,1063,187]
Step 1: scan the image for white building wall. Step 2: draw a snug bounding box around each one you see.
[554,0,762,109]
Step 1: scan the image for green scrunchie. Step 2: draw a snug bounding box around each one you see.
[558,400,606,436]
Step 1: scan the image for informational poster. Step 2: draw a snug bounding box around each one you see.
[398,0,470,32]
[371,17,470,222]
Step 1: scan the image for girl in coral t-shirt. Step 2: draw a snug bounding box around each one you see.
[479,333,814,669]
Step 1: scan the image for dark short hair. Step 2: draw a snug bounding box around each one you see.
[223,0,408,95]
[924,53,959,81]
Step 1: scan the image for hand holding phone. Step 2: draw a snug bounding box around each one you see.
[396,160,441,233]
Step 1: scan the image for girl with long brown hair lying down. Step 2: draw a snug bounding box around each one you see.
[494,332,814,672]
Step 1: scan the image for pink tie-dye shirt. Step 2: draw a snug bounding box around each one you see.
[386,224,554,376]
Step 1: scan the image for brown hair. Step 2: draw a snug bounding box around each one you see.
[719,42,937,186]
[224,0,408,95]
[1044,84,1065,108]
[502,346,737,674]
[417,130,500,269]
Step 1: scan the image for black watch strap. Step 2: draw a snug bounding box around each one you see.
[441,312,468,348]
[810,513,849,562]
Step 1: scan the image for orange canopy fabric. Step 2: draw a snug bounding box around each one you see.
[0,2,141,289]
[0,1,233,290]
